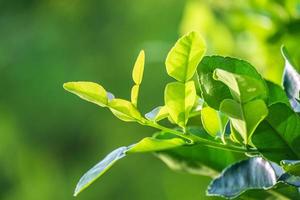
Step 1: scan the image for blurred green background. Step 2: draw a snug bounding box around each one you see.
[0,0,299,199]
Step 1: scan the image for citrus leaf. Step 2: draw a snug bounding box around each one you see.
[266,80,290,106]
[281,160,300,176]
[130,85,139,107]
[63,82,108,107]
[132,50,145,85]
[220,98,268,145]
[145,106,168,122]
[200,106,228,138]
[108,99,142,122]
[207,157,283,199]
[198,56,265,110]
[164,81,196,128]
[252,103,300,163]
[127,137,186,153]
[74,146,128,196]
[213,69,268,103]
[281,46,300,112]
[166,31,206,82]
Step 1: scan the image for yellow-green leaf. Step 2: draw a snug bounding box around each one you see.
[132,50,145,85]
[128,137,186,153]
[220,99,268,144]
[145,106,169,122]
[213,69,268,103]
[108,99,142,122]
[63,81,108,107]
[166,31,206,82]
[201,106,228,138]
[164,81,196,128]
[131,85,139,107]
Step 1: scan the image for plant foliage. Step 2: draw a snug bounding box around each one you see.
[64,32,300,199]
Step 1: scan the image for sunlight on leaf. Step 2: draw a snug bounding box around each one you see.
[108,99,142,122]
[63,82,108,107]
[164,81,196,128]
[166,31,206,82]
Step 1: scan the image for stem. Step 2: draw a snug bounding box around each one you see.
[142,119,258,154]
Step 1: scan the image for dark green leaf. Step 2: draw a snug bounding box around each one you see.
[266,80,290,106]
[207,157,283,199]
[197,56,265,110]
[252,103,300,163]
[281,160,300,176]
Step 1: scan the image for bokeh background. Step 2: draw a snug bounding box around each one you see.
[0,0,299,199]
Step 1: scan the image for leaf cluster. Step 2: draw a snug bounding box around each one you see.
[64,32,300,199]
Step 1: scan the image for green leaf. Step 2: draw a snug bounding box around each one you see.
[74,146,128,196]
[63,82,108,107]
[130,85,139,107]
[132,50,145,85]
[281,46,300,112]
[220,99,268,145]
[130,50,145,107]
[266,80,290,106]
[252,103,300,163]
[145,106,168,122]
[213,69,268,103]
[127,136,186,153]
[200,105,228,138]
[166,31,206,82]
[281,160,300,176]
[207,157,283,199]
[197,56,265,110]
[164,81,196,128]
[155,128,242,177]
[108,99,142,122]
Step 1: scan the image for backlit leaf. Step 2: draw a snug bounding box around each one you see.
[108,99,142,122]
[166,31,206,82]
[63,82,108,107]
[132,50,145,85]
[164,81,196,128]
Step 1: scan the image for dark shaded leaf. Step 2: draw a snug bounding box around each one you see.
[252,103,300,163]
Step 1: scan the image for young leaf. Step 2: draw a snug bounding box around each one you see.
[281,160,300,176]
[108,99,142,122]
[200,106,228,138]
[132,50,145,85]
[213,69,268,103]
[145,106,168,122]
[252,103,300,163]
[164,81,196,128]
[166,31,206,82]
[63,82,108,107]
[130,85,139,107]
[131,50,145,107]
[74,146,128,196]
[127,137,186,153]
[220,99,268,144]
[281,46,300,112]
[207,157,282,199]
[197,56,265,110]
